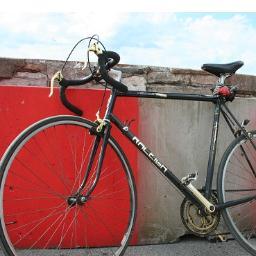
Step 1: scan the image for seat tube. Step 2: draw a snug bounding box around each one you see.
[204,99,221,199]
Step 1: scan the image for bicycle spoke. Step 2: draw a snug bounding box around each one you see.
[57,206,78,249]
[14,157,63,198]
[42,206,74,249]
[12,205,67,246]
[27,135,70,193]
[226,167,255,184]
[229,154,255,180]
[8,202,66,233]
[5,204,66,218]
[64,125,79,181]
[30,211,66,249]
[69,140,95,195]
[80,206,116,256]
[4,182,65,200]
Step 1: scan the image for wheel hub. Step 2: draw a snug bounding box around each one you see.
[67,195,88,207]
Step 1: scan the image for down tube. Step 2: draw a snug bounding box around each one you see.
[110,113,205,206]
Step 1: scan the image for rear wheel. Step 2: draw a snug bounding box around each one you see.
[217,131,256,255]
[0,115,136,256]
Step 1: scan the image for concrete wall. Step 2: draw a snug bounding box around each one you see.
[1,57,256,244]
[137,98,256,243]
[1,57,256,95]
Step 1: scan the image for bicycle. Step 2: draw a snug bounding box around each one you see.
[0,36,255,256]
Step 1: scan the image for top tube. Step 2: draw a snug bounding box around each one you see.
[116,90,220,103]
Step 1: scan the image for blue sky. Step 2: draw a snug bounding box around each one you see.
[1,12,256,75]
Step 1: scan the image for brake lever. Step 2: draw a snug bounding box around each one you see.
[49,71,63,97]
[88,42,103,55]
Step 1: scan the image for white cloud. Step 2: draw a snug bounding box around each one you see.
[40,13,126,38]
[1,13,256,75]
[0,12,129,60]
[0,43,67,60]
[63,13,129,41]
[119,46,182,68]
[182,15,256,69]
[184,15,247,51]
[118,14,256,74]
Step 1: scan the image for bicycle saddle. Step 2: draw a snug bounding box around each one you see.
[201,61,244,77]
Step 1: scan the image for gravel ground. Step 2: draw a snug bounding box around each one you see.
[0,237,252,256]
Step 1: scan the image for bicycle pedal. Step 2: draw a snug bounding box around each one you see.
[181,172,198,185]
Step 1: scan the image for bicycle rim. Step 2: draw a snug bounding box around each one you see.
[0,115,136,256]
[218,131,256,255]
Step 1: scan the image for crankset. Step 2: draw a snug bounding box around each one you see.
[180,193,220,237]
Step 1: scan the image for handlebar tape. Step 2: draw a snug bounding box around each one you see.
[60,86,83,116]
[104,51,120,69]
[58,74,95,116]
[98,51,128,93]
[59,74,94,87]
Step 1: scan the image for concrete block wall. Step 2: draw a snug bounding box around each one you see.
[1,57,256,95]
[0,57,256,244]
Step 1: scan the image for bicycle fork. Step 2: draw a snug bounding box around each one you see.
[67,91,117,206]
[67,123,111,207]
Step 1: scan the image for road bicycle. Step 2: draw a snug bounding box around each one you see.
[0,37,255,256]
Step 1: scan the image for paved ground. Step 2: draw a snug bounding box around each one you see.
[125,237,251,256]
[0,237,252,256]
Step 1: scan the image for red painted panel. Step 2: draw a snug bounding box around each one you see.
[0,85,139,248]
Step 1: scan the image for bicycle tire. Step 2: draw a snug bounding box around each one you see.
[0,115,137,256]
[217,130,256,255]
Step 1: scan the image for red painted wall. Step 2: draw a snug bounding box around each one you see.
[0,85,139,248]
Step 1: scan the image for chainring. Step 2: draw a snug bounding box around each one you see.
[180,193,220,237]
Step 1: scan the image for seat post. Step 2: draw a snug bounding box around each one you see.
[217,73,231,86]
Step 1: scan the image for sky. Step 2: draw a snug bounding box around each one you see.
[1,2,256,75]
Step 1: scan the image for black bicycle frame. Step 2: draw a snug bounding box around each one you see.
[85,88,256,211]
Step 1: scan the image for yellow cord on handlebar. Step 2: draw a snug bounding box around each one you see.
[95,111,106,133]
[49,71,63,97]
[88,42,103,55]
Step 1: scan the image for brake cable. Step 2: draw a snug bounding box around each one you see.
[54,35,112,128]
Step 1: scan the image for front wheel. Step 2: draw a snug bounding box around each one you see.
[217,130,256,255]
[0,115,137,256]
